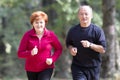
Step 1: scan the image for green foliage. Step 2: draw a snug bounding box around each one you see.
[0,0,120,79]
[48,0,80,37]
[92,12,102,27]
[0,0,38,78]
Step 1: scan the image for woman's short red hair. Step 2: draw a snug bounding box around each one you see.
[30,11,48,25]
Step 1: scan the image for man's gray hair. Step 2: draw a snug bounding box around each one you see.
[78,5,93,14]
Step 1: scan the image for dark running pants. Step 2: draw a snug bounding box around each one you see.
[26,68,53,80]
[71,64,100,80]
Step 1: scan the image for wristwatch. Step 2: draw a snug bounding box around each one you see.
[89,42,92,48]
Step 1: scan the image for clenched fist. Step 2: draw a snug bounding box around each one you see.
[46,58,52,65]
[69,46,77,56]
[31,46,38,56]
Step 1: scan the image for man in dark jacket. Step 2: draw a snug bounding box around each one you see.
[66,5,106,80]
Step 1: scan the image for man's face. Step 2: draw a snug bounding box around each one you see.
[78,6,93,26]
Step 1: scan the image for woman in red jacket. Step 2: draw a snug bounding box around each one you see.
[17,11,62,80]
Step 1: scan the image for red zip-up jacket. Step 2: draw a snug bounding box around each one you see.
[18,28,62,72]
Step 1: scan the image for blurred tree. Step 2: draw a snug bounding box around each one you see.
[101,0,117,78]
[0,0,40,78]
[48,0,80,78]
[0,0,120,79]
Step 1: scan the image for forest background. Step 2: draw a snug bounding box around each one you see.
[0,0,120,80]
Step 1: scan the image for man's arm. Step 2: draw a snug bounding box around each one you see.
[81,40,106,54]
[89,42,105,54]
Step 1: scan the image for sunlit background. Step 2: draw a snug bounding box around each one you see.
[0,0,120,80]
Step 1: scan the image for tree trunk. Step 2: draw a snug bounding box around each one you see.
[54,50,71,78]
[0,17,7,78]
[101,0,116,78]
[42,0,71,78]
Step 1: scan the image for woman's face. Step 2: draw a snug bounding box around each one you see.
[33,19,45,34]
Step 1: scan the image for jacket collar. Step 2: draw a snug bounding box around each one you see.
[30,28,48,37]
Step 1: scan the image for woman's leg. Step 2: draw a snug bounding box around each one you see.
[38,68,53,80]
[26,71,38,80]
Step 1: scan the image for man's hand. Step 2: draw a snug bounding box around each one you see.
[69,46,77,56]
[81,40,91,48]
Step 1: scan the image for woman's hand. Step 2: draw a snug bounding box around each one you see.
[31,46,38,56]
[46,58,52,65]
